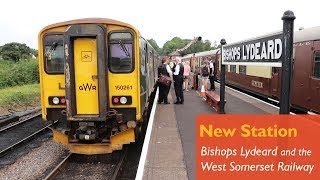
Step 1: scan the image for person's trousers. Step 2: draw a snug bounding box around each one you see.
[209,75,215,90]
[174,81,184,102]
[158,84,170,103]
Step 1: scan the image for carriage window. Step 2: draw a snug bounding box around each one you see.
[239,65,246,74]
[43,34,64,74]
[230,65,236,73]
[109,32,134,73]
[313,51,320,78]
[272,67,279,74]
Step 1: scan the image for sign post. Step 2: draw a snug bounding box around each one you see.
[220,11,295,114]
[219,39,226,114]
[279,10,295,114]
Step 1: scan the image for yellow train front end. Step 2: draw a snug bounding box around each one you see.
[38,18,143,154]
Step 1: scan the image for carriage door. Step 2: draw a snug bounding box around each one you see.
[310,41,320,111]
[64,24,107,121]
[270,67,280,98]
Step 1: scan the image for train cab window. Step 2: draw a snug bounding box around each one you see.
[43,34,64,74]
[239,65,246,74]
[108,32,134,73]
[313,51,320,78]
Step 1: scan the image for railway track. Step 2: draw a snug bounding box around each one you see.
[44,146,128,180]
[0,113,53,157]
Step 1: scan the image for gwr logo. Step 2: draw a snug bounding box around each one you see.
[79,83,97,91]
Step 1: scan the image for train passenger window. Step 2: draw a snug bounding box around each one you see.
[313,51,320,78]
[239,65,246,74]
[43,34,64,74]
[230,65,236,73]
[108,32,134,73]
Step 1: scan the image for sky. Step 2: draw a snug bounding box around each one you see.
[0,0,319,49]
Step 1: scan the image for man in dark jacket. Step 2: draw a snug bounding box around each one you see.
[158,58,172,104]
[173,57,184,104]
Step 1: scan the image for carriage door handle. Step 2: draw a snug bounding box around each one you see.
[92,75,98,81]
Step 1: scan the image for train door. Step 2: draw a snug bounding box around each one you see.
[291,41,313,110]
[145,45,150,94]
[64,24,107,121]
[147,49,153,94]
[270,67,280,98]
[310,41,320,112]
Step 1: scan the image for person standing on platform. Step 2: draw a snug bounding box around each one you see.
[200,58,210,91]
[183,61,191,91]
[173,57,184,104]
[209,57,215,91]
[157,57,172,104]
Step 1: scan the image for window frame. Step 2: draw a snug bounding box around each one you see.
[230,65,236,73]
[108,30,135,74]
[312,50,320,79]
[43,33,65,75]
[239,65,246,74]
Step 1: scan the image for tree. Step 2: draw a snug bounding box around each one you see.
[0,42,32,62]
[30,49,38,58]
[162,37,185,55]
[162,37,214,56]
[147,39,162,54]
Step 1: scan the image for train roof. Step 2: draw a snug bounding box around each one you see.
[182,26,320,59]
[181,49,220,59]
[294,26,320,43]
[39,18,140,36]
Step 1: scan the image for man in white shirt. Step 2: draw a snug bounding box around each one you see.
[173,57,184,104]
[209,57,215,91]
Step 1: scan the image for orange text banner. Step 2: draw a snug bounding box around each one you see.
[196,115,320,180]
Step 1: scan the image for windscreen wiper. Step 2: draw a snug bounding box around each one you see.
[119,40,130,57]
[45,42,58,60]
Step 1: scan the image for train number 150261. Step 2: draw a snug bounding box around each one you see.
[115,85,133,90]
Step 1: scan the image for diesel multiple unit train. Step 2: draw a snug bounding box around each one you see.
[38,18,159,154]
[182,26,320,113]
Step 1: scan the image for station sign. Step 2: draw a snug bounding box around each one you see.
[222,31,283,67]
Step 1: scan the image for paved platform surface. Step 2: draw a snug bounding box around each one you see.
[142,83,279,180]
[142,92,188,180]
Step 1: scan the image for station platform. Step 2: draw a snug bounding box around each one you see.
[137,83,279,180]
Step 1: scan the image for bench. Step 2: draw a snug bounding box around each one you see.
[205,91,226,113]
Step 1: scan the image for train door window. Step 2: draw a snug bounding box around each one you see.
[43,34,64,74]
[239,65,246,74]
[217,61,219,71]
[139,40,146,76]
[230,65,236,73]
[313,51,320,78]
[149,51,153,75]
[108,31,134,73]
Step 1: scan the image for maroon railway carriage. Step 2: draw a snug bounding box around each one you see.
[182,27,320,113]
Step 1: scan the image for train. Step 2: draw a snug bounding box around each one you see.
[181,26,320,113]
[38,18,160,154]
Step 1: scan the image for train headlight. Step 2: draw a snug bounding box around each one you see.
[112,96,132,105]
[60,98,66,104]
[49,96,66,105]
[52,97,59,105]
[113,97,119,104]
[120,97,127,104]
